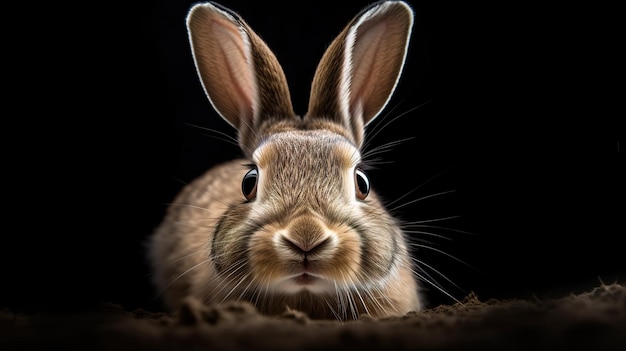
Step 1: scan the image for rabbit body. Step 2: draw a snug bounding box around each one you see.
[149,1,422,320]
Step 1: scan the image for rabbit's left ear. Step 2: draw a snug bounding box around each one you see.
[186,2,296,155]
[305,1,414,148]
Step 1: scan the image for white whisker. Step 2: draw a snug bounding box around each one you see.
[324,296,342,321]
[237,274,259,301]
[407,224,477,236]
[403,230,452,241]
[383,163,456,208]
[404,215,462,224]
[220,271,251,303]
[411,243,473,268]
[152,258,211,302]
[164,248,207,265]
[361,282,388,316]
[206,259,248,300]
[413,257,463,292]
[168,220,219,230]
[412,268,461,304]
[361,137,415,161]
[364,101,430,146]
[388,190,457,212]
[185,122,240,148]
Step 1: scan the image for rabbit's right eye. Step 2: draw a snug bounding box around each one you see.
[242,168,258,200]
[354,167,370,200]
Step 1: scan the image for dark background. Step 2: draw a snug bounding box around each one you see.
[3,1,622,313]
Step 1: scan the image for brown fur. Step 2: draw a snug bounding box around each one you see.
[149,1,420,320]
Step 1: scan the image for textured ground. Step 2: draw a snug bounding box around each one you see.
[3,283,625,351]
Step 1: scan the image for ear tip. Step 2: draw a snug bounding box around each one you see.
[389,1,415,19]
[188,1,215,15]
[187,2,238,20]
[187,1,245,32]
[186,2,213,26]
[365,1,414,29]
[188,1,221,11]
[392,2,414,37]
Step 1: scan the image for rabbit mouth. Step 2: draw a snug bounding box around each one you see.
[292,272,319,285]
[274,271,333,294]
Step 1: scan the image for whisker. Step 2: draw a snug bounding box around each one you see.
[324,296,342,321]
[229,114,258,157]
[361,282,389,316]
[359,101,430,171]
[411,243,473,268]
[152,257,212,302]
[404,215,462,225]
[168,219,220,231]
[239,275,259,301]
[384,165,457,209]
[344,278,370,319]
[165,203,215,212]
[221,271,251,303]
[413,268,461,304]
[388,190,457,212]
[403,229,452,241]
[164,248,207,265]
[185,122,240,148]
[407,224,477,236]
[364,101,431,147]
[413,258,463,292]
[343,284,358,320]
[259,279,272,309]
[206,259,248,300]
[334,282,349,321]
[361,137,415,161]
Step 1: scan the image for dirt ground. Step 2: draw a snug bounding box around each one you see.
[3,282,625,351]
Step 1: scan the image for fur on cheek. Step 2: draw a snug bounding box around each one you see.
[323,223,362,284]
[248,224,284,283]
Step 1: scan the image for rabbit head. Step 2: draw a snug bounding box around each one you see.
[151,1,421,320]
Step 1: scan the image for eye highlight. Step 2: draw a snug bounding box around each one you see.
[242,167,258,200]
[354,167,370,200]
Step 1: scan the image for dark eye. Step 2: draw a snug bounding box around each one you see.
[354,167,370,200]
[242,167,258,200]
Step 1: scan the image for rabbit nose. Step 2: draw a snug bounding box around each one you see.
[280,216,332,255]
[281,235,331,255]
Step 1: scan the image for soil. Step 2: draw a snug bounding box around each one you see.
[3,283,625,351]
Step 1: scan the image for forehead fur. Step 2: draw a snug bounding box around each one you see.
[252,130,360,169]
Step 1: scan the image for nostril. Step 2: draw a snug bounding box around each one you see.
[282,236,306,253]
[281,235,330,255]
[309,237,330,254]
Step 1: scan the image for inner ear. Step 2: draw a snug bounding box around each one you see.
[304,2,414,148]
[186,2,297,157]
[345,2,413,126]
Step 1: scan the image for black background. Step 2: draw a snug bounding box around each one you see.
[3,0,622,313]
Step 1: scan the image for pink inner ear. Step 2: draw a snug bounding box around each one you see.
[350,20,388,99]
[210,20,256,127]
[188,5,258,130]
[346,17,401,125]
[213,23,254,99]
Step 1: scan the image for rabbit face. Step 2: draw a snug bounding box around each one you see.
[211,129,399,297]
[150,1,422,320]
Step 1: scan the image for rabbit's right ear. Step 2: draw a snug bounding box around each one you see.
[305,1,414,148]
[186,2,296,155]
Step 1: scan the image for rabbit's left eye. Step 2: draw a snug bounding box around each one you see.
[354,168,370,200]
[242,167,258,201]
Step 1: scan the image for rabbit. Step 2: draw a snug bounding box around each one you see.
[149,0,422,320]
